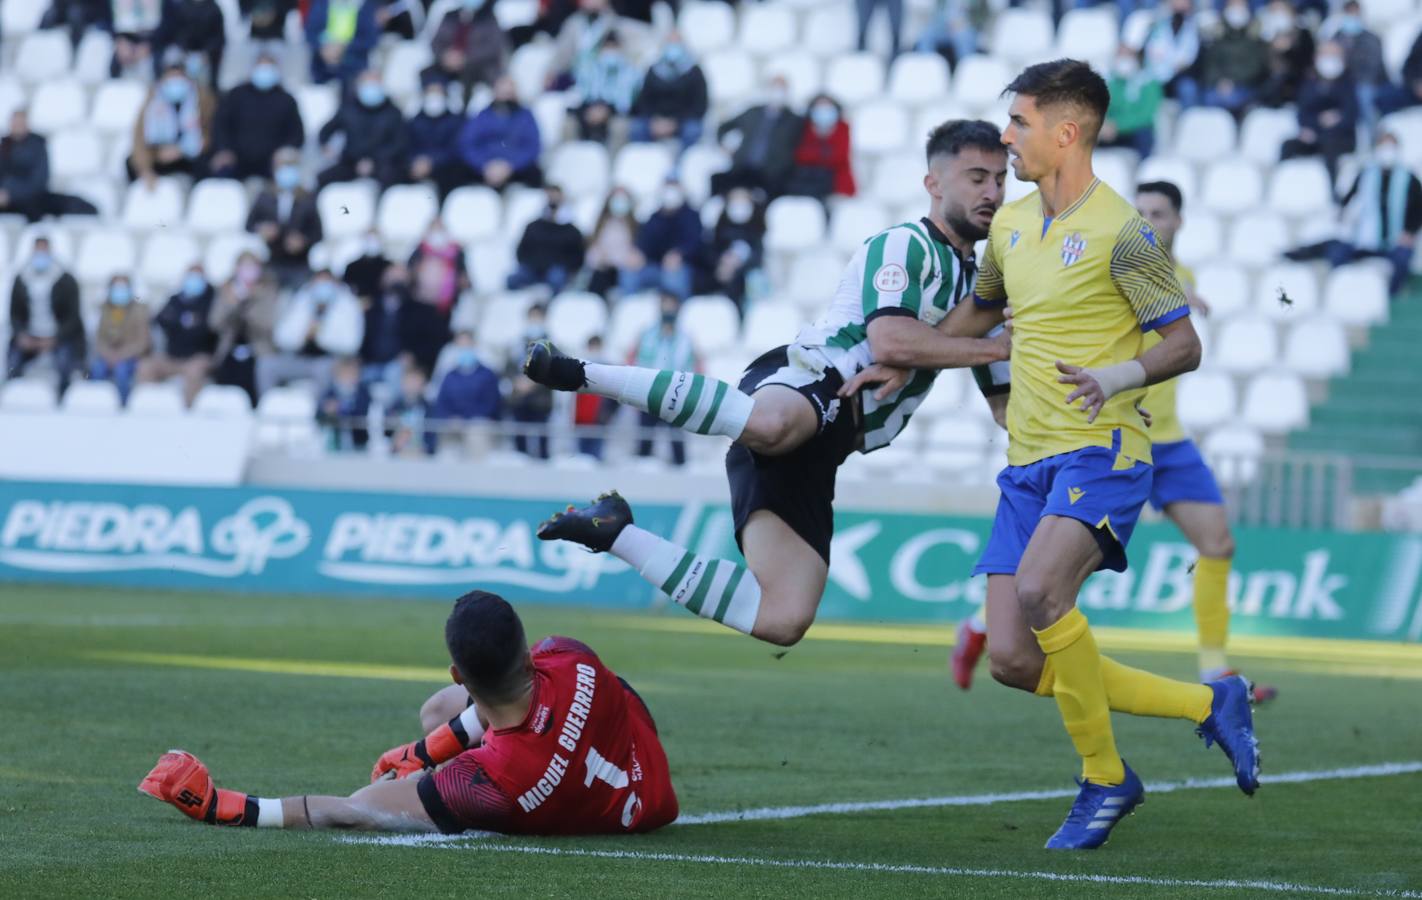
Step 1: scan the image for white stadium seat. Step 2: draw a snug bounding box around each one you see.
[613,143,676,203]
[1054,7,1118,66]
[703,50,759,109]
[49,129,103,183]
[1384,17,1422,82]
[74,30,113,84]
[1173,107,1237,164]
[678,295,741,356]
[1121,8,1155,49]
[679,144,730,207]
[679,2,736,56]
[990,8,1053,66]
[139,232,202,288]
[1284,318,1349,379]
[851,101,910,156]
[205,233,268,284]
[1200,160,1263,217]
[91,80,148,135]
[127,383,187,415]
[443,186,503,244]
[297,85,340,141]
[186,179,250,236]
[1176,370,1237,432]
[1225,211,1291,268]
[0,379,55,411]
[739,4,797,56]
[742,301,803,346]
[1267,159,1333,217]
[829,198,890,255]
[62,381,121,414]
[1323,264,1389,327]
[765,196,827,254]
[192,385,254,418]
[468,239,514,295]
[825,53,885,108]
[376,184,440,244]
[606,292,661,358]
[870,151,929,207]
[1173,211,1223,269]
[74,231,137,285]
[953,55,1010,112]
[256,386,319,450]
[0,78,26,122]
[1241,372,1308,434]
[1239,107,1298,166]
[1093,149,1136,198]
[28,80,87,134]
[1204,424,1265,486]
[473,291,534,356]
[316,181,377,240]
[382,41,432,104]
[548,142,610,201]
[784,248,846,306]
[765,52,824,109]
[1215,315,1279,374]
[15,30,73,84]
[1192,262,1250,318]
[887,53,951,107]
[507,42,555,101]
[122,178,185,230]
[2,0,47,35]
[803,5,858,59]
[1256,262,1320,321]
[546,292,608,350]
[927,418,988,473]
[1365,0,1413,29]
[1135,155,1197,208]
[502,185,550,236]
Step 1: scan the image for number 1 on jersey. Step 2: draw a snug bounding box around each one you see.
[583,746,630,789]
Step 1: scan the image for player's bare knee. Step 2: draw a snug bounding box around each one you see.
[743,405,796,455]
[419,690,453,733]
[753,603,811,646]
[1013,574,1055,624]
[989,653,1041,692]
[1200,531,1235,561]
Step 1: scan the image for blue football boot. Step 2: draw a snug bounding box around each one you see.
[1044,763,1145,850]
[1197,674,1262,796]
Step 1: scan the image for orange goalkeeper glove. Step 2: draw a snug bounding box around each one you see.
[139,749,256,825]
[370,721,468,783]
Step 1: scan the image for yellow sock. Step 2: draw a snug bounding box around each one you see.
[1032,655,1213,724]
[1194,556,1232,678]
[1033,608,1123,786]
[1034,656,1055,697]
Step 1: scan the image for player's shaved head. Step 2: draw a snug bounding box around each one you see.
[1002,59,1109,147]
[445,590,531,703]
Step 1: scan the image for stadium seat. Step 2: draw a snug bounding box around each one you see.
[204,232,268,283]
[679,144,730,207]
[473,291,534,356]
[531,92,569,153]
[1093,148,1137,198]
[606,291,661,358]
[185,179,250,236]
[1053,7,1118,66]
[546,292,608,350]
[1173,211,1223,269]
[49,129,103,183]
[74,29,113,84]
[1,0,46,34]
[1176,370,1237,432]
[928,417,990,474]
[679,295,741,356]
[0,378,55,411]
[91,80,148,136]
[1383,18,1422,83]
[1224,211,1290,268]
[739,4,796,56]
[382,41,431,104]
[15,30,73,84]
[1365,0,1413,29]
[1241,372,1308,434]
[764,51,824,107]
[548,142,610,201]
[1214,315,1279,374]
[1200,160,1263,217]
[127,383,187,416]
[612,143,675,204]
[803,5,858,59]
[139,232,202,289]
[1203,424,1264,486]
[0,78,25,122]
[468,239,514,295]
[679,2,736,56]
[1267,159,1333,217]
[887,53,951,107]
[28,80,87,133]
[61,380,121,414]
[953,55,1010,112]
[1323,264,1389,326]
[122,178,185,231]
[74,231,137,286]
[192,385,254,418]
[256,386,319,450]
[502,185,550,236]
[829,198,889,254]
[742,300,803,346]
[851,101,910,156]
[1121,8,1155,49]
[1283,318,1350,379]
[508,42,555,101]
[783,248,846,304]
[1172,107,1237,164]
[1239,107,1298,166]
[494,0,538,29]
[443,186,503,244]
[1135,155,1197,208]
[376,184,440,244]
[1192,262,1250,318]
[297,84,340,142]
[703,50,758,109]
[316,181,377,239]
[825,53,886,109]
[869,151,928,208]
[1256,262,1320,321]
[989,8,1053,65]
[765,196,827,254]
[915,368,970,420]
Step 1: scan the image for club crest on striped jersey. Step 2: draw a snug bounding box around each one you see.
[1061,232,1087,267]
[873,263,908,293]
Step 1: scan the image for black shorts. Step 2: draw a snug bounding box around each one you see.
[725,346,858,565]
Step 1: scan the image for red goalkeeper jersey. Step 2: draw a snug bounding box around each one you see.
[418,636,678,835]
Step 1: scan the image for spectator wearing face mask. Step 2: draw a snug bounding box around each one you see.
[42,0,112,49]
[697,187,765,312]
[570,31,640,144]
[91,276,151,404]
[317,356,371,450]
[1099,45,1162,158]
[344,230,389,302]
[429,0,508,92]
[712,76,805,198]
[631,291,694,466]
[629,32,708,152]
[8,237,84,392]
[209,53,304,180]
[248,146,323,285]
[787,94,857,201]
[913,0,984,70]
[153,0,225,87]
[1257,0,1316,108]
[626,180,701,299]
[431,331,502,453]
[585,187,643,298]
[1280,41,1358,182]
[1189,0,1269,115]
[1144,0,1201,104]
[265,269,364,393]
[550,0,649,90]
[317,70,409,188]
[385,366,435,456]
[455,76,544,193]
[306,0,380,85]
[111,0,162,78]
[138,265,217,404]
[360,263,449,390]
[506,307,554,460]
[0,109,53,222]
[408,221,470,318]
[1321,0,1394,127]
[210,252,278,404]
[509,186,586,292]
[128,57,214,185]
[407,80,467,199]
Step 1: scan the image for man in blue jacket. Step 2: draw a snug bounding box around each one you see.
[625,179,701,298]
[432,332,503,453]
[455,76,544,193]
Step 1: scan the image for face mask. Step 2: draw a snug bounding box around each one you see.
[1338,15,1362,35]
[30,251,51,272]
[1259,11,1292,39]
[726,199,753,224]
[423,93,447,117]
[662,44,687,65]
[312,280,337,302]
[458,348,479,369]
[426,230,449,249]
[463,0,483,9]
[767,87,788,107]
[182,273,207,298]
[110,284,133,306]
[661,187,684,210]
[363,236,383,256]
[1317,56,1345,79]
[609,194,632,216]
[1115,57,1139,78]
[599,49,621,65]
[275,165,301,190]
[251,64,280,90]
[185,55,207,81]
[237,261,261,283]
[1223,6,1249,29]
[809,104,838,132]
[357,83,385,107]
[161,77,189,104]
[1377,144,1400,166]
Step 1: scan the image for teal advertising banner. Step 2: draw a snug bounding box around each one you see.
[1,481,1419,642]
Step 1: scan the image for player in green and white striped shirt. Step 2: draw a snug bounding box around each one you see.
[526,120,1010,646]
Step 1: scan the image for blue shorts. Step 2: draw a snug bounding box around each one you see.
[1148,439,1224,511]
[974,446,1153,576]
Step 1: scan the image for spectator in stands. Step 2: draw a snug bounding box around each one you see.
[1099,45,1162,158]
[1398,28,1422,112]
[698,186,764,313]
[210,251,278,403]
[41,0,110,48]
[373,0,418,39]
[550,0,648,90]
[138,264,216,405]
[1257,0,1315,108]
[127,57,214,185]
[265,268,364,393]
[344,230,389,302]
[629,32,708,152]
[627,179,700,299]
[632,292,693,466]
[856,0,903,58]
[248,146,322,285]
[431,331,502,452]
[786,94,857,201]
[409,220,470,319]
[1190,0,1269,116]
[154,0,226,87]
[712,76,804,198]
[508,0,575,49]
[455,76,544,193]
[317,70,409,188]
[90,275,151,404]
[0,110,50,222]
[585,186,641,298]
[306,0,379,85]
[385,366,434,456]
[317,356,371,449]
[913,0,983,70]
[574,334,611,459]
[7,237,84,392]
[360,262,449,389]
[1144,0,1201,104]
[407,80,467,200]
[508,370,553,458]
[570,31,639,144]
[509,185,586,292]
[209,53,304,181]
[1280,41,1358,182]
[111,0,162,78]
[1286,131,1422,297]
[429,0,508,92]
[240,0,296,48]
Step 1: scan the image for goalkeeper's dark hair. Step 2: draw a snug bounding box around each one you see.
[925,119,1003,165]
[1002,59,1110,145]
[1136,180,1183,214]
[445,590,530,702]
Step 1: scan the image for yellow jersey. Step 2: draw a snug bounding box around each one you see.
[975,179,1189,467]
[1138,262,1196,444]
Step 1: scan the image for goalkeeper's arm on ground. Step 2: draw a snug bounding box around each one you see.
[371,703,486,782]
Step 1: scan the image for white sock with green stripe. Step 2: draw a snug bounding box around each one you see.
[610,525,762,635]
[582,364,753,440]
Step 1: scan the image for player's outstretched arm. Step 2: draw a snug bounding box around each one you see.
[866,314,1009,371]
[1056,316,1201,423]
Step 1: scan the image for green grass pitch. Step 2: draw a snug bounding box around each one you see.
[3,584,1421,899]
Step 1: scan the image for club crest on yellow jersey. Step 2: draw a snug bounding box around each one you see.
[1061,232,1087,266]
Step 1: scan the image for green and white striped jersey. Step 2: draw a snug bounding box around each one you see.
[791,218,977,452]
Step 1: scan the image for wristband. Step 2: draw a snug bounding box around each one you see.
[1087,360,1146,400]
